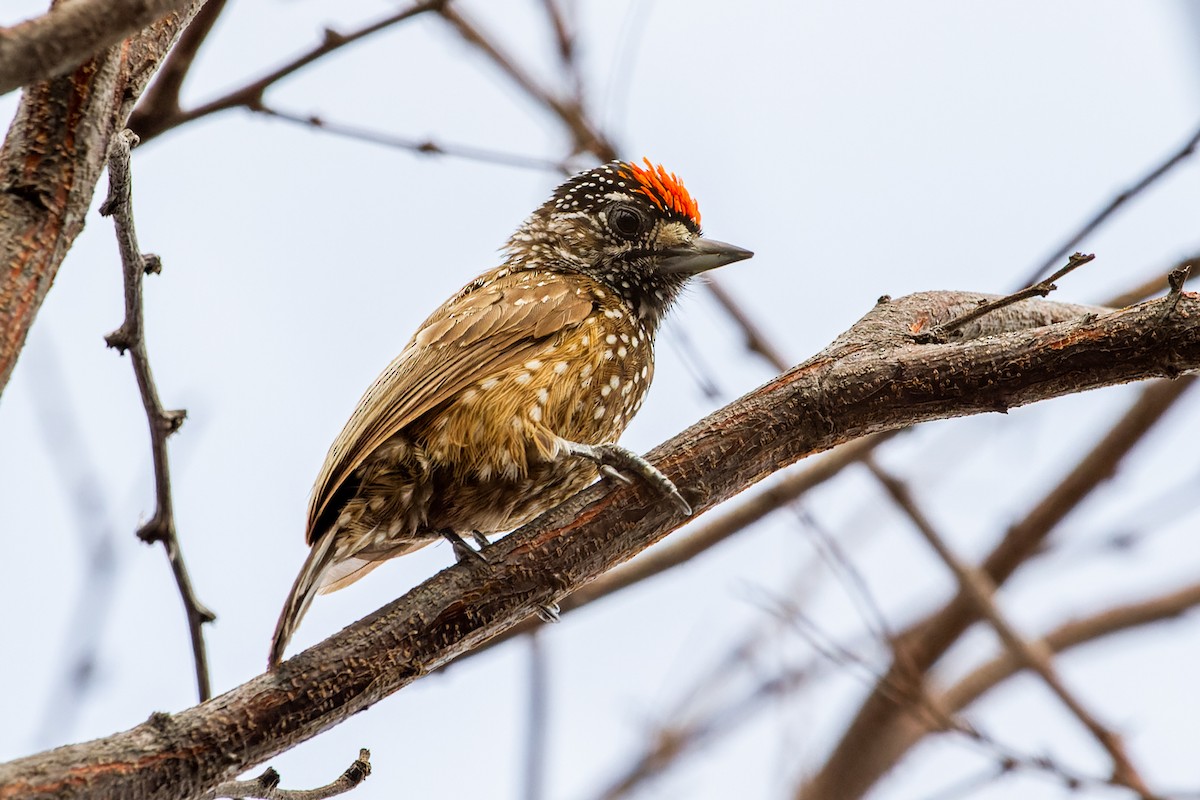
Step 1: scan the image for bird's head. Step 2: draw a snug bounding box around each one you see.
[506,159,753,327]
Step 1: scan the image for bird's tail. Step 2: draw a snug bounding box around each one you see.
[269,532,339,669]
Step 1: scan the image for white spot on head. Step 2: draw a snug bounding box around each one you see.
[514,372,532,385]
[536,388,549,404]
[553,361,568,375]
[617,346,627,358]
[609,375,621,388]
[525,359,544,370]
[594,405,606,420]
[580,364,593,378]
[605,334,617,345]
[603,349,614,360]
[480,377,499,390]
[601,385,611,397]
[529,405,543,422]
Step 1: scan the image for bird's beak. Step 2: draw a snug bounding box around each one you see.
[658,236,754,274]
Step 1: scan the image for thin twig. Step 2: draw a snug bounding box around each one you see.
[866,457,1157,799]
[920,252,1095,342]
[438,5,616,159]
[940,580,1200,716]
[101,128,214,702]
[523,632,549,800]
[1103,253,1200,308]
[1160,262,1193,319]
[1019,121,1200,287]
[204,749,371,800]
[537,0,584,104]
[257,105,572,173]
[132,0,448,143]
[704,278,790,372]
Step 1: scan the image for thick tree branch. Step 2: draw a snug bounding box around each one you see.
[0,1,204,396]
[1,290,1198,800]
[0,0,196,96]
[101,129,214,702]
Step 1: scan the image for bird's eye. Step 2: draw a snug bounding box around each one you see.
[608,206,645,239]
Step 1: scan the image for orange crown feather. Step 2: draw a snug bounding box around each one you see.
[626,158,701,228]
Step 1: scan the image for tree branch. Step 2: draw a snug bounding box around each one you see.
[0,1,205,396]
[203,749,371,800]
[100,129,214,702]
[0,0,197,95]
[129,0,447,142]
[2,290,1198,800]
[1019,121,1200,286]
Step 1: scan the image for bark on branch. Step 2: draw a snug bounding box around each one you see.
[0,0,197,96]
[1,289,1197,800]
[0,1,204,395]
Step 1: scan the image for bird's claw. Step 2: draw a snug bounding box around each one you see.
[565,441,692,515]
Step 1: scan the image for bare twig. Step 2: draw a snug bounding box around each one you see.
[919,252,1096,342]
[866,458,1156,798]
[941,580,1200,716]
[1160,262,1193,319]
[131,0,448,143]
[438,5,615,159]
[204,750,371,800]
[1103,253,1200,308]
[0,0,195,95]
[704,278,791,372]
[1019,121,1200,287]
[129,0,229,135]
[538,0,584,104]
[523,632,549,800]
[256,105,572,173]
[101,129,214,702]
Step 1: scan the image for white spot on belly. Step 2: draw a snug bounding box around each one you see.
[605,334,618,345]
[530,405,543,422]
[594,405,606,420]
[553,361,568,374]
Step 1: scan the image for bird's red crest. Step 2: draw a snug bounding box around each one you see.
[625,158,701,228]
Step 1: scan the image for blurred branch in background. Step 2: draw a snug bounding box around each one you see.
[1018,121,1200,287]
[101,129,214,702]
[129,0,447,142]
[866,458,1153,797]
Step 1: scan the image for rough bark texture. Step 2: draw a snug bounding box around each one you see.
[0,289,1196,800]
[0,1,203,394]
[0,0,196,96]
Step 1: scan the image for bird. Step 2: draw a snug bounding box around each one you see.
[269,159,752,668]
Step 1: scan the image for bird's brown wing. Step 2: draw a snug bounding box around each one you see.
[305,270,595,544]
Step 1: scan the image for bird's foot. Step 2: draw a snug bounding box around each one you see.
[440,529,489,565]
[562,441,691,515]
[536,602,561,623]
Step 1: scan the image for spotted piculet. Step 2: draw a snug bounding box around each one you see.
[269,159,753,667]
